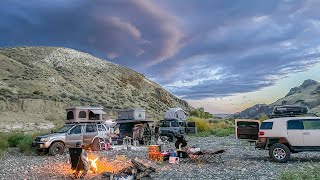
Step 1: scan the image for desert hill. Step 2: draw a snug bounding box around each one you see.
[0,47,191,132]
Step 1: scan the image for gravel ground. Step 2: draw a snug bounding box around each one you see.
[1,135,320,180]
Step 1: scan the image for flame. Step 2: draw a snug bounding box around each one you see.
[89,157,98,173]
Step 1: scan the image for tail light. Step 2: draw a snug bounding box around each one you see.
[259,131,265,136]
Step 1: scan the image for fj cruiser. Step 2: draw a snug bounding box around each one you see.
[236,105,320,163]
[33,107,112,156]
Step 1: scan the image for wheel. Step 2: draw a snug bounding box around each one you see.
[48,142,65,156]
[90,138,101,151]
[269,143,291,163]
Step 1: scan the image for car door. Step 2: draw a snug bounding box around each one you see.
[287,120,304,146]
[235,119,260,140]
[302,119,320,146]
[65,125,84,148]
[97,124,108,138]
[83,124,98,145]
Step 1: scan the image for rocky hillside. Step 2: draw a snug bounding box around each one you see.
[0,47,191,132]
[235,79,320,119]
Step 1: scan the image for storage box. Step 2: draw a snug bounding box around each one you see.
[169,157,179,164]
[148,145,160,153]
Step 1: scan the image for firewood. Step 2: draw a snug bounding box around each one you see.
[148,167,156,172]
[119,166,134,174]
[131,159,147,172]
[136,169,153,179]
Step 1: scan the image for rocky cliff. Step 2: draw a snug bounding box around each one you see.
[234,79,320,119]
[0,47,192,132]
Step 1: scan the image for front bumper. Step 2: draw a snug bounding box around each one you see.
[32,141,51,149]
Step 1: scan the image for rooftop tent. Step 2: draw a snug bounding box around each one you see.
[90,109,107,114]
[65,106,107,123]
[164,108,187,121]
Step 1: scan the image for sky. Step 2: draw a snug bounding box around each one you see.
[1,0,320,113]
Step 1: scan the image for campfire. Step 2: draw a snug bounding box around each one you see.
[86,154,156,179]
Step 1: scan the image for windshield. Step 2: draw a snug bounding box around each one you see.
[56,125,73,133]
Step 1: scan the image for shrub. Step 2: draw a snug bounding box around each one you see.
[189,117,212,132]
[17,135,34,155]
[0,138,9,150]
[189,117,234,137]
[33,90,43,95]
[7,133,25,147]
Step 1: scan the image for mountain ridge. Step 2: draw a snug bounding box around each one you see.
[0,46,192,132]
[235,79,320,119]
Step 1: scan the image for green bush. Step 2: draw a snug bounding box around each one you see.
[17,135,34,155]
[0,138,9,150]
[189,117,234,137]
[8,133,25,147]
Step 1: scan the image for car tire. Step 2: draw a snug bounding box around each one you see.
[90,138,101,151]
[49,142,65,156]
[269,143,291,163]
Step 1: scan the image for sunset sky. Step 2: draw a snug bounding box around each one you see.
[1,0,320,113]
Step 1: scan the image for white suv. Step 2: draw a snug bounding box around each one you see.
[236,117,320,163]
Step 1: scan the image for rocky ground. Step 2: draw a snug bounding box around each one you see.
[1,135,320,180]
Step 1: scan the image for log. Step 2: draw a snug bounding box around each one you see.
[119,166,134,174]
[131,159,147,172]
[136,169,153,179]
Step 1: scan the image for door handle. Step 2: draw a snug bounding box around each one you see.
[303,132,311,135]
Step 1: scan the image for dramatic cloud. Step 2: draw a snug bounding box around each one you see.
[1,0,320,100]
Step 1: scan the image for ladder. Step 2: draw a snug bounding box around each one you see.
[98,138,106,150]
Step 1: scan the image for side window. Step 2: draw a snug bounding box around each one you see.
[97,124,106,131]
[161,122,170,127]
[287,120,304,130]
[67,111,74,120]
[260,122,273,129]
[79,111,86,118]
[86,125,97,132]
[171,122,179,127]
[70,125,82,134]
[303,119,320,130]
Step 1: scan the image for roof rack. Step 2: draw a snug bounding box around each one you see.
[65,120,106,124]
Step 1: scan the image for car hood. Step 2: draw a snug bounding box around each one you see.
[37,133,66,138]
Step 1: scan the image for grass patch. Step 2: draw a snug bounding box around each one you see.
[188,117,235,137]
[281,165,320,180]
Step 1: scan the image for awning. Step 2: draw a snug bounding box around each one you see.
[90,109,107,114]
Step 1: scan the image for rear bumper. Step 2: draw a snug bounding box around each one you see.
[32,141,51,149]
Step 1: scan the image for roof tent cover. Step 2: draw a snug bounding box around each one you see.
[165,108,187,120]
[90,109,107,114]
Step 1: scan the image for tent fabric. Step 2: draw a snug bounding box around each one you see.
[165,108,187,120]
[90,109,107,114]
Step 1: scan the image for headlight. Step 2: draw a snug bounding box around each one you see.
[40,138,50,142]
